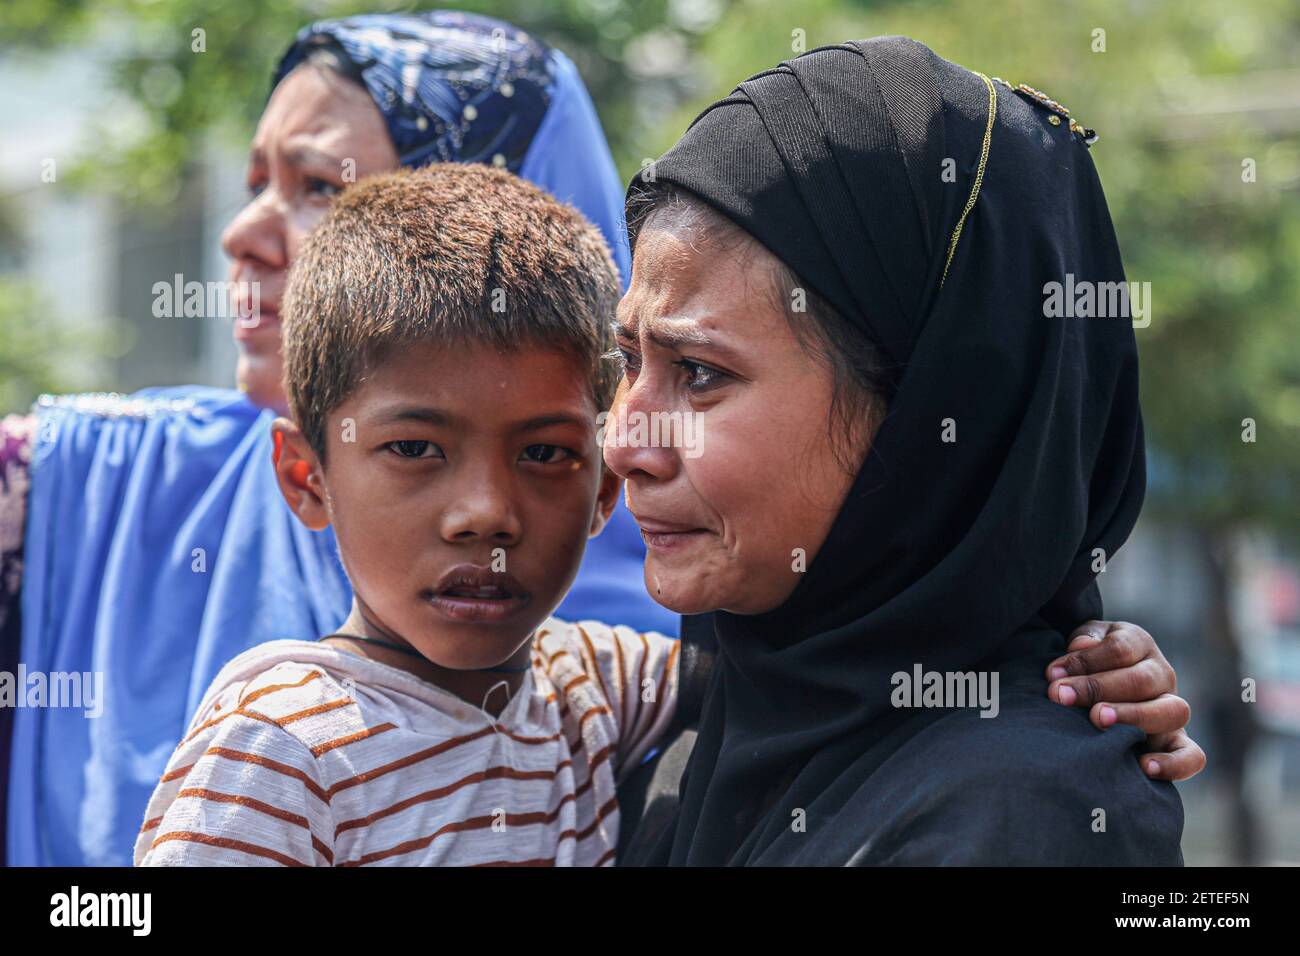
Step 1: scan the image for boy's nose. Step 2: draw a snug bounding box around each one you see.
[439,481,523,545]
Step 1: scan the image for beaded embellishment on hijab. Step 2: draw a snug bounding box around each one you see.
[991,77,1098,145]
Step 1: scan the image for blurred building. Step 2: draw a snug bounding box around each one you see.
[1,46,243,401]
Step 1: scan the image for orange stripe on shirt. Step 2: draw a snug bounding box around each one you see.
[612,633,629,739]
[334,760,576,837]
[149,830,308,867]
[177,787,310,829]
[273,696,354,727]
[172,787,335,865]
[319,722,569,800]
[311,721,398,757]
[574,796,621,842]
[570,743,614,800]
[561,673,592,697]
[339,791,581,867]
[576,624,613,709]
[578,704,611,733]
[634,632,650,733]
[160,763,193,784]
[239,669,325,707]
[325,725,499,798]
[206,746,330,803]
[640,639,680,745]
[473,856,557,867]
[183,702,296,745]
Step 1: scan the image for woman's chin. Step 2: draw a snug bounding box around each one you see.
[641,563,722,615]
[639,565,685,612]
[236,360,289,413]
[643,561,802,617]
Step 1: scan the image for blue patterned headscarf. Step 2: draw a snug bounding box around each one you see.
[273,11,556,172]
[268,9,632,275]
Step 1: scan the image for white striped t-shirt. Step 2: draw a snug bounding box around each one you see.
[134,618,679,867]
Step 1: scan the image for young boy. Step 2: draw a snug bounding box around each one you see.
[134,165,679,866]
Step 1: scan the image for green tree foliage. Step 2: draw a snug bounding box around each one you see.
[0,278,126,413]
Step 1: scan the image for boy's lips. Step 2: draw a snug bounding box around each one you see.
[424,565,530,623]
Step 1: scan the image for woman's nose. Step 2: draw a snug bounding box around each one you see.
[221,191,288,274]
[601,379,682,483]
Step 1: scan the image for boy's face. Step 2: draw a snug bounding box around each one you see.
[275,341,620,670]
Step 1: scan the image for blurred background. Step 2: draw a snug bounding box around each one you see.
[1,0,1297,864]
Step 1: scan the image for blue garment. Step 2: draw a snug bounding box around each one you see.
[7,16,671,868]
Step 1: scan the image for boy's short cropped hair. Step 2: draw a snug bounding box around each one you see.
[281,163,622,462]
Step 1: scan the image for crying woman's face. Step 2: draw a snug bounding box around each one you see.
[604,206,869,617]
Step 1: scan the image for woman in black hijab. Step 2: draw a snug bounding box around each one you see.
[607,36,1184,865]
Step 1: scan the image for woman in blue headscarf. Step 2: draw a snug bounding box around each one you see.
[1,10,677,867]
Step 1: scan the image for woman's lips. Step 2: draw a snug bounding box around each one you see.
[233,309,281,343]
[634,517,711,552]
[424,565,531,623]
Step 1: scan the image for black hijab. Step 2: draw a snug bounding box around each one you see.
[622,37,1181,865]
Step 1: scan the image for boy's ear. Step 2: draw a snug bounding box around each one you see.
[271,417,330,531]
[588,466,623,539]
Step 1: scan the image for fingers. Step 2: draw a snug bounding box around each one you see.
[1049,657,1175,708]
[1046,621,1176,709]
[1067,620,1109,644]
[1136,728,1207,782]
[1045,620,1203,784]
[1085,693,1191,735]
[1049,621,1159,681]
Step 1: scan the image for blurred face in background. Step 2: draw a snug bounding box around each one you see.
[221,65,398,413]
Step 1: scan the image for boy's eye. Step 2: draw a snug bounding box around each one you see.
[387,440,443,460]
[676,358,727,392]
[521,444,573,464]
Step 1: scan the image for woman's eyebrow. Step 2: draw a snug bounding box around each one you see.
[245,143,338,173]
[613,316,711,348]
[284,145,342,170]
[617,316,743,364]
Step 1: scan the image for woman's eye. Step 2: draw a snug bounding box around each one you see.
[676,358,727,392]
[606,346,641,378]
[247,179,267,199]
[387,440,442,460]
[305,176,342,198]
[521,444,573,464]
